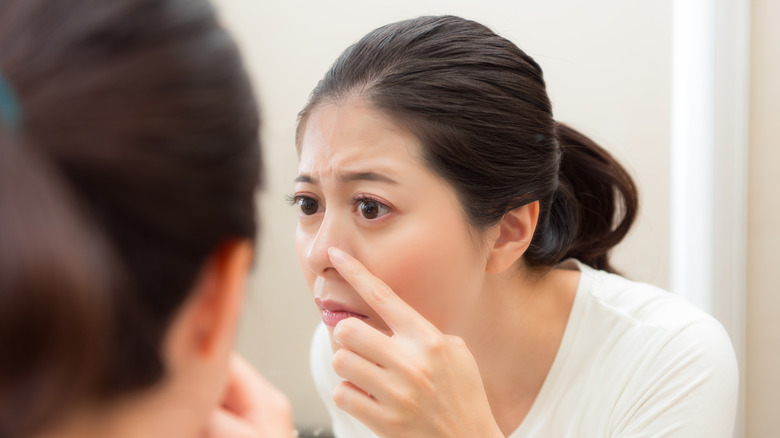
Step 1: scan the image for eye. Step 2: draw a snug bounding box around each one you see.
[355,197,391,220]
[290,195,321,216]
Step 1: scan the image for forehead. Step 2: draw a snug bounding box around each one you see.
[297,99,423,173]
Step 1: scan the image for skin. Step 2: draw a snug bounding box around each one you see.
[294,98,580,436]
[202,355,295,438]
[294,99,490,345]
[36,241,296,438]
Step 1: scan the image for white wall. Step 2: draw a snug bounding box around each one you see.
[212,0,672,429]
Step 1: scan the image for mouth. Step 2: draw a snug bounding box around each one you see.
[315,297,368,327]
[320,309,368,327]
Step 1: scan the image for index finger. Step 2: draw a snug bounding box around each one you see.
[328,246,435,335]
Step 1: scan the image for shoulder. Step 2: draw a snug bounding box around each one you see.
[573,260,737,380]
[574,260,722,334]
[566,261,739,436]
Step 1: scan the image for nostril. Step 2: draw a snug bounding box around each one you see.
[320,266,338,277]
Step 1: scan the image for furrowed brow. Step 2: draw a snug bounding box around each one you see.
[294,171,398,185]
[294,174,315,184]
[339,171,398,185]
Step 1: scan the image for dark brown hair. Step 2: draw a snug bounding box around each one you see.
[0,0,261,436]
[297,15,637,272]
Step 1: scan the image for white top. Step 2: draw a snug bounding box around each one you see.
[310,260,739,437]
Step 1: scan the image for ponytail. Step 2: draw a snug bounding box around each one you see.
[549,122,638,273]
[0,128,114,438]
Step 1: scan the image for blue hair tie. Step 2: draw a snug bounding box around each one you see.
[0,71,22,129]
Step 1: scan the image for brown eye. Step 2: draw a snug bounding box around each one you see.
[358,199,390,219]
[297,197,320,215]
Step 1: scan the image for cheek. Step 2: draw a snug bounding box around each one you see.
[294,226,315,289]
[359,218,486,331]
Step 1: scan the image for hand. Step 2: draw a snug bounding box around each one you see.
[327,247,504,438]
[201,354,296,438]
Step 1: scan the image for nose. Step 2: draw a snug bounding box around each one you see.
[304,212,349,278]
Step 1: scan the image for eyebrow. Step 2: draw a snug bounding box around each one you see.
[294,171,399,185]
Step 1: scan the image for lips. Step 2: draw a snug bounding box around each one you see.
[315,297,368,327]
[320,309,367,327]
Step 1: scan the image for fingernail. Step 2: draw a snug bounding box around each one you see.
[328,247,348,264]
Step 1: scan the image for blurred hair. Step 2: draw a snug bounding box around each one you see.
[0,0,261,436]
[297,15,637,273]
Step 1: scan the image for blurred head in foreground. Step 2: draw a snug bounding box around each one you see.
[0,1,261,437]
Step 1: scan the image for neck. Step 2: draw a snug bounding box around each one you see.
[457,265,580,435]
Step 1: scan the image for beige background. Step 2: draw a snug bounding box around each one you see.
[210,0,776,436]
[746,0,779,436]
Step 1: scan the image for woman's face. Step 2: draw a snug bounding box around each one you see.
[294,98,491,349]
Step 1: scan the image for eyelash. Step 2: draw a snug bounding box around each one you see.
[351,195,392,219]
[286,193,392,220]
[284,193,302,206]
[285,193,321,216]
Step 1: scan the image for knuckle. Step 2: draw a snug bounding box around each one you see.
[331,349,351,374]
[422,332,447,353]
[396,387,417,406]
[371,283,394,303]
[409,368,436,393]
[382,410,407,435]
[332,383,352,410]
[387,418,405,435]
[341,259,364,281]
[446,334,468,349]
[387,380,423,407]
[334,317,360,341]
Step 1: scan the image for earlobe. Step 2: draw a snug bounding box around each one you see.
[485,201,539,274]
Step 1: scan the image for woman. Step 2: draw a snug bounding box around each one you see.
[0,1,294,437]
[292,15,738,437]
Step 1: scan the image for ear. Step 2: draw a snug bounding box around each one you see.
[166,240,254,366]
[485,201,539,274]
